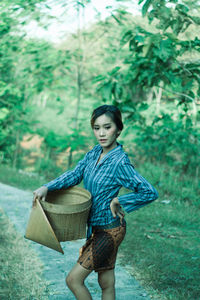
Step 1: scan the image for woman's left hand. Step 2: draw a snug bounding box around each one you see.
[110,198,125,224]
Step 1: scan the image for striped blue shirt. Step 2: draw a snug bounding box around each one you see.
[45,144,158,235]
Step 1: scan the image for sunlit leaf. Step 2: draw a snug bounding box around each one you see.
[142,0,153,16]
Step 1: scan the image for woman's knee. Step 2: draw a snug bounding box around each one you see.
[66,273,74,288]
[66,272,81,289]
[66,265,90,289]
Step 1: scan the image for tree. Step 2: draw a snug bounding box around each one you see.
[94,0,200,174]
[0,0,50,166]
[96,0,200,118]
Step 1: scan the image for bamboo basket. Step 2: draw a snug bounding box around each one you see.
[40,186,91,241]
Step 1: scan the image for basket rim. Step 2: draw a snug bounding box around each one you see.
[42,186,92,214]
[41,199,92,214]
[47,186,91,198]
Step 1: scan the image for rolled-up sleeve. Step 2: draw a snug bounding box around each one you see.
[116,159,158,213]
[44,152,89,191]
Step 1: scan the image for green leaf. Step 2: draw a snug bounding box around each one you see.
[129,38,137,51]
[111,14,122,25]
[102,82,112,100]
[77,1,85,8]
[190,16,200,25]
[0,108,9,120]
[121,30,134,45]
[109,66,121,76]
[159,39,174,61]
[138,0,145,4]
[92,75,107,84]
[135,35,145,43]
[175,4,189,14]
[138,103,149,111]
[122,106,135,113]
[142,0,152,16]
[113,82,123,99]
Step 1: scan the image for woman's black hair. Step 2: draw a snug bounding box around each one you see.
[91,105,123,131]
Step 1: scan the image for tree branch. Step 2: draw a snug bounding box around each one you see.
[157,85,199,102]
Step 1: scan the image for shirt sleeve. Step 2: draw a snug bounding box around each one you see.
[116,158,158,213]
[44,152,89,191]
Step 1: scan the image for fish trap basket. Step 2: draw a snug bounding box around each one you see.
[40,186,91,241]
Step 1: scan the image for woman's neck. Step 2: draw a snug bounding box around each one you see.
[102,141,118,155]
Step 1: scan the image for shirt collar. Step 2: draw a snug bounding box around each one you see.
[95,143,123,165]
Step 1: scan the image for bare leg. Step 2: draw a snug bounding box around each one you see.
[98,269,115,300]
[66,263,92,300]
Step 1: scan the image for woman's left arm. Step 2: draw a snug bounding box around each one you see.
[115,159,158,213]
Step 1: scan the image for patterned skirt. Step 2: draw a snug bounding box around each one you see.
[77,221,126,272]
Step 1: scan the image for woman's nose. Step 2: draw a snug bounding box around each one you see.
[99,129,105,136]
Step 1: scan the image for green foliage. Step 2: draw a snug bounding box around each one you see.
[134,113,200,174]
[93,0,200,176]
[35,158,63,180]
[0,0,49,165]
[96,18,200,107]
[0,0,78,166]
[95,0,200,107]
[136,161,199,204]
[0,164,46,190]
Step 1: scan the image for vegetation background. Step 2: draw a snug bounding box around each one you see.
[0,0,200,299]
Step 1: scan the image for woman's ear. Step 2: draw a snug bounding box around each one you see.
[117,130,121,137]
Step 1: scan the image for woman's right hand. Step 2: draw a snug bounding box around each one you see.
[110,197,125,224]
[32,186,48,207]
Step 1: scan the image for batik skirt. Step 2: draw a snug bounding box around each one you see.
[77,220,126,272]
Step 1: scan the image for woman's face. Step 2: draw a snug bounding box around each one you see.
[93,114,120,153]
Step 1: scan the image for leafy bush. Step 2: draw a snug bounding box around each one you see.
[134,113,200,175]
[35,158,63,181]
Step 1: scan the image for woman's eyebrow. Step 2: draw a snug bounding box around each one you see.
[94,123,112,126]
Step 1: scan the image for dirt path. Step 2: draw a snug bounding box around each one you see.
[0,182,150,300]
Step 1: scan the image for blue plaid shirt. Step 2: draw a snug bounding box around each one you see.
[45,144,158,237]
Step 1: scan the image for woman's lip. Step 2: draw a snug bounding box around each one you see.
[99,139,107,142]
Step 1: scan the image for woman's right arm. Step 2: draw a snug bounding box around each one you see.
[44,151,89,191]
[32,151,90,206]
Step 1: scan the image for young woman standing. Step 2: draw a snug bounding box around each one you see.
[33,105,158,300]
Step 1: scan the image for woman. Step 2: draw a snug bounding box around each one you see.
[33,105,158,300]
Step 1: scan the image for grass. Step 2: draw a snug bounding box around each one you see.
[119,201,200,300]
[0,208,50,300]
[0,164,46,191]
[118,162,200,300]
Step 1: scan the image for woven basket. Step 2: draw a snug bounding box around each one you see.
[40,186,91,241]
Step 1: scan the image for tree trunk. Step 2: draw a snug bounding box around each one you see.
[73,1,83,130]
[156,82,163,114]
[74,65,82,130]
[13,130,20,168]
[68,148,73,168]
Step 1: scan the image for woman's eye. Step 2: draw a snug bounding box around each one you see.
[94,127,99,130]
[105,126,111,130]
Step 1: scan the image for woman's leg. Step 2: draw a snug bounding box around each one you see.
[66,263,92,300]
[98,269,115,300]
